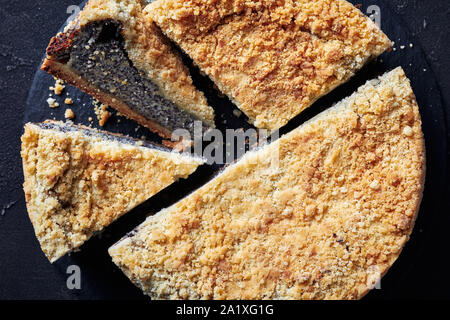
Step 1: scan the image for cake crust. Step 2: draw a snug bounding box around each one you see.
[21,121,204,263]
[146,0,391,130]
[42,0,215,139]
[109,68,425,300]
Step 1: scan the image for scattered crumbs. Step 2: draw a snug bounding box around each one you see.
[64,97,73,105]
[64,108,75,119]
[400,45,405,50]
[409,43,413,48]
[141,135,146,140]
[47,97,59,108]
[423,68,427,72]
[49,78,65,95]
[93,99,111,126]
[393,47,397,51]
[233,109,242,117]
[88,117,93,122]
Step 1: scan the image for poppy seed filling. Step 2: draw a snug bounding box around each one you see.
[58,20,207,136]
[37,121,172,152]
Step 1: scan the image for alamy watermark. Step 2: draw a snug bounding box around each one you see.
[367,5,382,28]
[66,265,81,290]
[171,121,280,166]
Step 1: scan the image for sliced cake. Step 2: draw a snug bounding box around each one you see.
[146,0,392,130]
[41,0,215,141]
[21,121,205,263]
[109,68,425,299]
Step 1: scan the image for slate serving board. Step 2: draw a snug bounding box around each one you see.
[23,0,448,299]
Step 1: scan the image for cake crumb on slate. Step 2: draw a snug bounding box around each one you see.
[93,99,111,126]
[64,109,75,119]
[47,97,59,108]
[50,79,65,95]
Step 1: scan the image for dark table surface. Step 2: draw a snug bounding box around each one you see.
[0,0,449,300]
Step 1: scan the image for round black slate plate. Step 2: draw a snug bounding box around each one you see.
[24,0,448,299]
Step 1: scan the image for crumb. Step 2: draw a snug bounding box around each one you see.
[88,117,93,122]
[400,45,405,50]
[64,98,73,105]
[233,109,243,117]
[402,126,413,136]
[369,180,380,190]
[50,79,65,95]
[64,108,75,119]
[93,99,111,126]
[47,97,59,108]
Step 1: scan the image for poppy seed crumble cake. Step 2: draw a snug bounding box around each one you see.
[41,0,215,141]
[21,121,205,262]
[146,0,392,131]
[109,68,425,299]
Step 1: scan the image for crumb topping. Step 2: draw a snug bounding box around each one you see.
[109,68,425,300]
[146,0,391,130]
[21,121,203,262]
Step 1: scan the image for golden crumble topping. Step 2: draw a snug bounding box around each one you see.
[21,121,204,262]
[109,68,425,299]
[146,0,391,130]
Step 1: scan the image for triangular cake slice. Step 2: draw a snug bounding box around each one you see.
[109,68,425,299]
[146,0,391,131]
[41,0,215,142]
[21,121,204,263]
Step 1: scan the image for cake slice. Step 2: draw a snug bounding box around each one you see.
[109,68,425,299]
[146,0,391,130]
[41,0,215,142]
[21,121,205,263]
